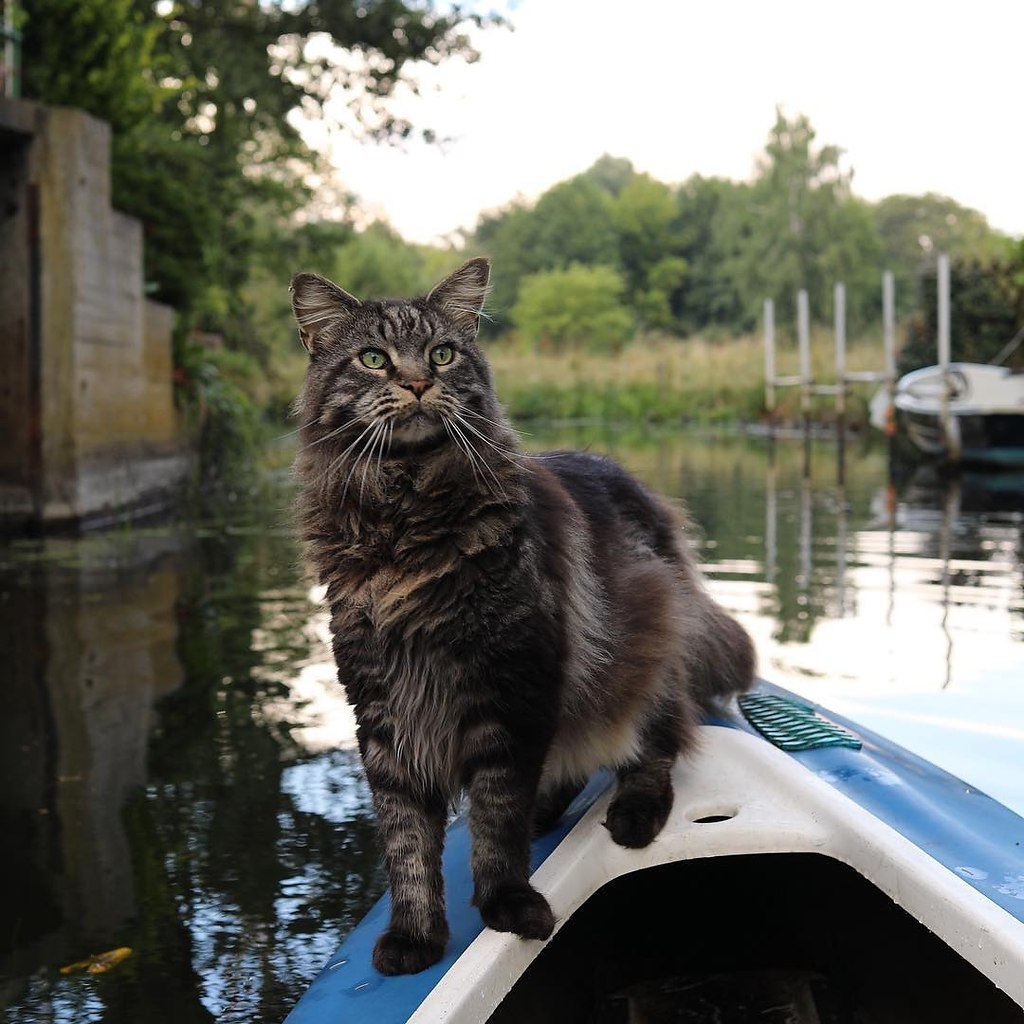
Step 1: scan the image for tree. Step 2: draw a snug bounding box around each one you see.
[21,0,164,132]
[674,175,750,332]
[735,110,882,328]
[582,154,637,198]
[474,176,620,328]
[609,173,679,310]
[474,202,548,325]
[21,0,492,327]
[511,264,634,352]
[531,177,621,271]
[900,242,1024,372]
[873,193,1007,314]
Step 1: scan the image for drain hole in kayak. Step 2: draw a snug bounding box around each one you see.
[687,805,737,824]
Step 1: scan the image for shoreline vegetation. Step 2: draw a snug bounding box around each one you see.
[488,330,887,430]
[18,6,1022,483]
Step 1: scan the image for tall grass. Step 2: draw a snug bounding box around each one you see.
[488,330,891,427]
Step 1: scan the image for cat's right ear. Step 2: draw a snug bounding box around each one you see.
[290,272,361,353]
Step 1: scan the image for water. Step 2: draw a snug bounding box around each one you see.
[3,428,1023,1023]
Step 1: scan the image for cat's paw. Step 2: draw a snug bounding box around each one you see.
[477,883,555,940]
[372,927,448,975]
[604,789,672,848]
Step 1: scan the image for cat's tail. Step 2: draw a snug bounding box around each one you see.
[681,596,757,717]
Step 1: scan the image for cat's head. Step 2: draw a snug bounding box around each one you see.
[290,258,500,453]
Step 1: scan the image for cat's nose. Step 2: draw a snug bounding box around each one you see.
[399,379,433,400]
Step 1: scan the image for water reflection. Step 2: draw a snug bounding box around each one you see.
[1,478,383,1024]
[2,433,1023,1024]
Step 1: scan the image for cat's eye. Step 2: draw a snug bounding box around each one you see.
[359,349,388,369]
[429,345,454,366]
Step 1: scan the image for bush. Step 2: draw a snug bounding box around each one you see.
[511,264,636,353]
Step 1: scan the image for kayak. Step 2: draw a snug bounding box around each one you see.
[284,682,1024,1023]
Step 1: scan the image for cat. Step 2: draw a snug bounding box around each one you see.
[289,257,755,976]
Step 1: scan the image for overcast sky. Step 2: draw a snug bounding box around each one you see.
[315,0,1024,244]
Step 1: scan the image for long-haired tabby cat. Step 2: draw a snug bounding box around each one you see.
[290,258,755,976]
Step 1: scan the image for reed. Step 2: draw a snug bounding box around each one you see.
[488,331,888,426]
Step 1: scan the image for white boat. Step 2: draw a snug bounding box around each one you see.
[284,684,1024,1023]
[872,361,1024,465]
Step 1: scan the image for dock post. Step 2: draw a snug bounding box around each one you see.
[798,289,811,424]
[797,289,812,474]
[937,254,959,460]
[834,282,847,483]
[882,270,896,431]
[764,298,776,429]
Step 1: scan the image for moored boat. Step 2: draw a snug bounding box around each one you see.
[284,683,1024,1023]
[872,361,1024,466]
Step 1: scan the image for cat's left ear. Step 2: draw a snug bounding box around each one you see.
[426,257,491,335]
[290,272,361,353]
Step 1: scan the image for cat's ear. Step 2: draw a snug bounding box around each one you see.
[290,272,361,353]
[426,257,491,335]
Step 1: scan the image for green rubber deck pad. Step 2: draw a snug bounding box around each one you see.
[737,694,863,752]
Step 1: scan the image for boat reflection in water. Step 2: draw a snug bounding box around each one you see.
[749,448,1024,818]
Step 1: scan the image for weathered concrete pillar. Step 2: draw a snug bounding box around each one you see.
[0,98,191,528]
[0,102,37,519]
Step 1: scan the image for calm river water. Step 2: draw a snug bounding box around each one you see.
[3,427,1023,1023]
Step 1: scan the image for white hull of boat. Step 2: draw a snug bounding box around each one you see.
[411,725,1024,1022]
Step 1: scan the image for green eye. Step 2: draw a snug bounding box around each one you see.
[429,345,454,366]
[359,349,387,369]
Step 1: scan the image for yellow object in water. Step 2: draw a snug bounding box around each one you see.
[59,947,133,975]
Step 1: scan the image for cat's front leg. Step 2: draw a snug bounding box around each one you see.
[362,734,450,975]
[463,729,555,941]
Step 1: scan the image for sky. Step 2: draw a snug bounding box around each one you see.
[313,0,1024,245]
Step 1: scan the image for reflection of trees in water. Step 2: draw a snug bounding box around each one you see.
[135,519,384,1023]
[0,530,203,1020]
[1,476,388,1024]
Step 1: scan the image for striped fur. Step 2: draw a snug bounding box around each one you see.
[290,258,756,975]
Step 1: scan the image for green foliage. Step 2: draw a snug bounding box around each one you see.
[673,176,751,332]
[511,264,635,352]
[475,176,621,328]
[582,154,637,197]
[734,109,883,328]
[174,341,264,485]
[609,174,679,294]
[899,245,1024,373]
[21,0,164,132]
[474,111,1015,343]
[329,223,455,299]
[21,0,489,323]
[873,193,1008,314]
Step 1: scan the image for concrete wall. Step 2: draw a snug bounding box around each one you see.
[0,98,190,528]
[0,113,35,518]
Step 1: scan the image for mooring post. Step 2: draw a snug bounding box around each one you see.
[798,289,811,421]
[882,270,896,428]
[834,282,847,483]
[797,289,812,473]
[764,298,776,426]
[937,254,958,460]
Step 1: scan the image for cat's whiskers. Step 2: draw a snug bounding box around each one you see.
[461,407,532,438]
[359,419,390,504]
[376,421,392,480]
[295,415,364,454]
[457,409,566,462]
[442,418,483,490]
[444,415,511,502]
[331,417,384,502]
[450,412,524,466]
